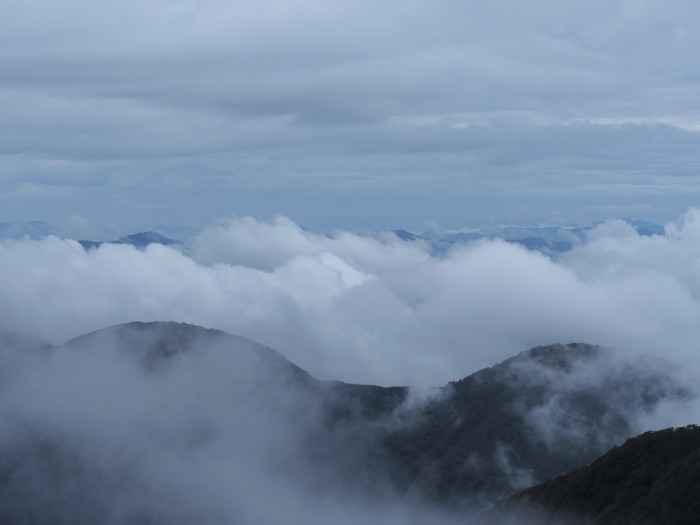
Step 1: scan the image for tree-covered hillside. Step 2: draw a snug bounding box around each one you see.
[499,425,700,524]
[0,322,690,522]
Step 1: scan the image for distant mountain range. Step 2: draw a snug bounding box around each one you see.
[0,219,666,257]
[378,218,665,256]
[0,222,185,248]
[77,231,181,250]
[0,322,693,523]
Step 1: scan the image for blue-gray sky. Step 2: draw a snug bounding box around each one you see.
[2,0,700,232]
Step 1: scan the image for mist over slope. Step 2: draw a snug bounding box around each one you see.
[369,343,686,505]
[0,323,333,525]
[0,322,692,523]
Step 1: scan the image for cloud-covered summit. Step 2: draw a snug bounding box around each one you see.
[0,321,687,524]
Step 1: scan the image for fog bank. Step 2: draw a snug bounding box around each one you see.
[2,210,700,386]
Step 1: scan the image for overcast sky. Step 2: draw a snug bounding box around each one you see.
[2,0,699,232]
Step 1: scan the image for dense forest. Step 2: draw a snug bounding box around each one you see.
[498,425,700,524]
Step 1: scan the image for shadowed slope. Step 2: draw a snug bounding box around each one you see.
[0,322,689,522]
[370,343,686,505]
[498,425,700,525]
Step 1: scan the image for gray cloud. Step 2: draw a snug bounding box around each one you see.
[1,0,699,227]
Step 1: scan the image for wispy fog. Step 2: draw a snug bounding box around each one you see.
[0,325,456,524]
[0,324,613,524]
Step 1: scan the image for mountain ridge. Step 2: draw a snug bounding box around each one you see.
[60,322,683,507]
[0,321,691,521]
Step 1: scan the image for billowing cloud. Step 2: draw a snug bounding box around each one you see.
[3,210,700,524]
[2,209,700,388]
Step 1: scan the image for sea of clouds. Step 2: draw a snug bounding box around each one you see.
[2,210,700,524]
[3,209,700,387]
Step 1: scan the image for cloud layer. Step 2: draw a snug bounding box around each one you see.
[3,209,700,387]
[2,0,699,228]
[2,210,700,524]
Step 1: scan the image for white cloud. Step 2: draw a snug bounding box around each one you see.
[2,210,700,387]
[3,209,700,523]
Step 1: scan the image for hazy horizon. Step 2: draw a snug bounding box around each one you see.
[0,209,681,244]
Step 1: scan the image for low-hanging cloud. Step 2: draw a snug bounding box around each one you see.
[2,209,700,389]
[0,323,485,525]
[3,211,700,524]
